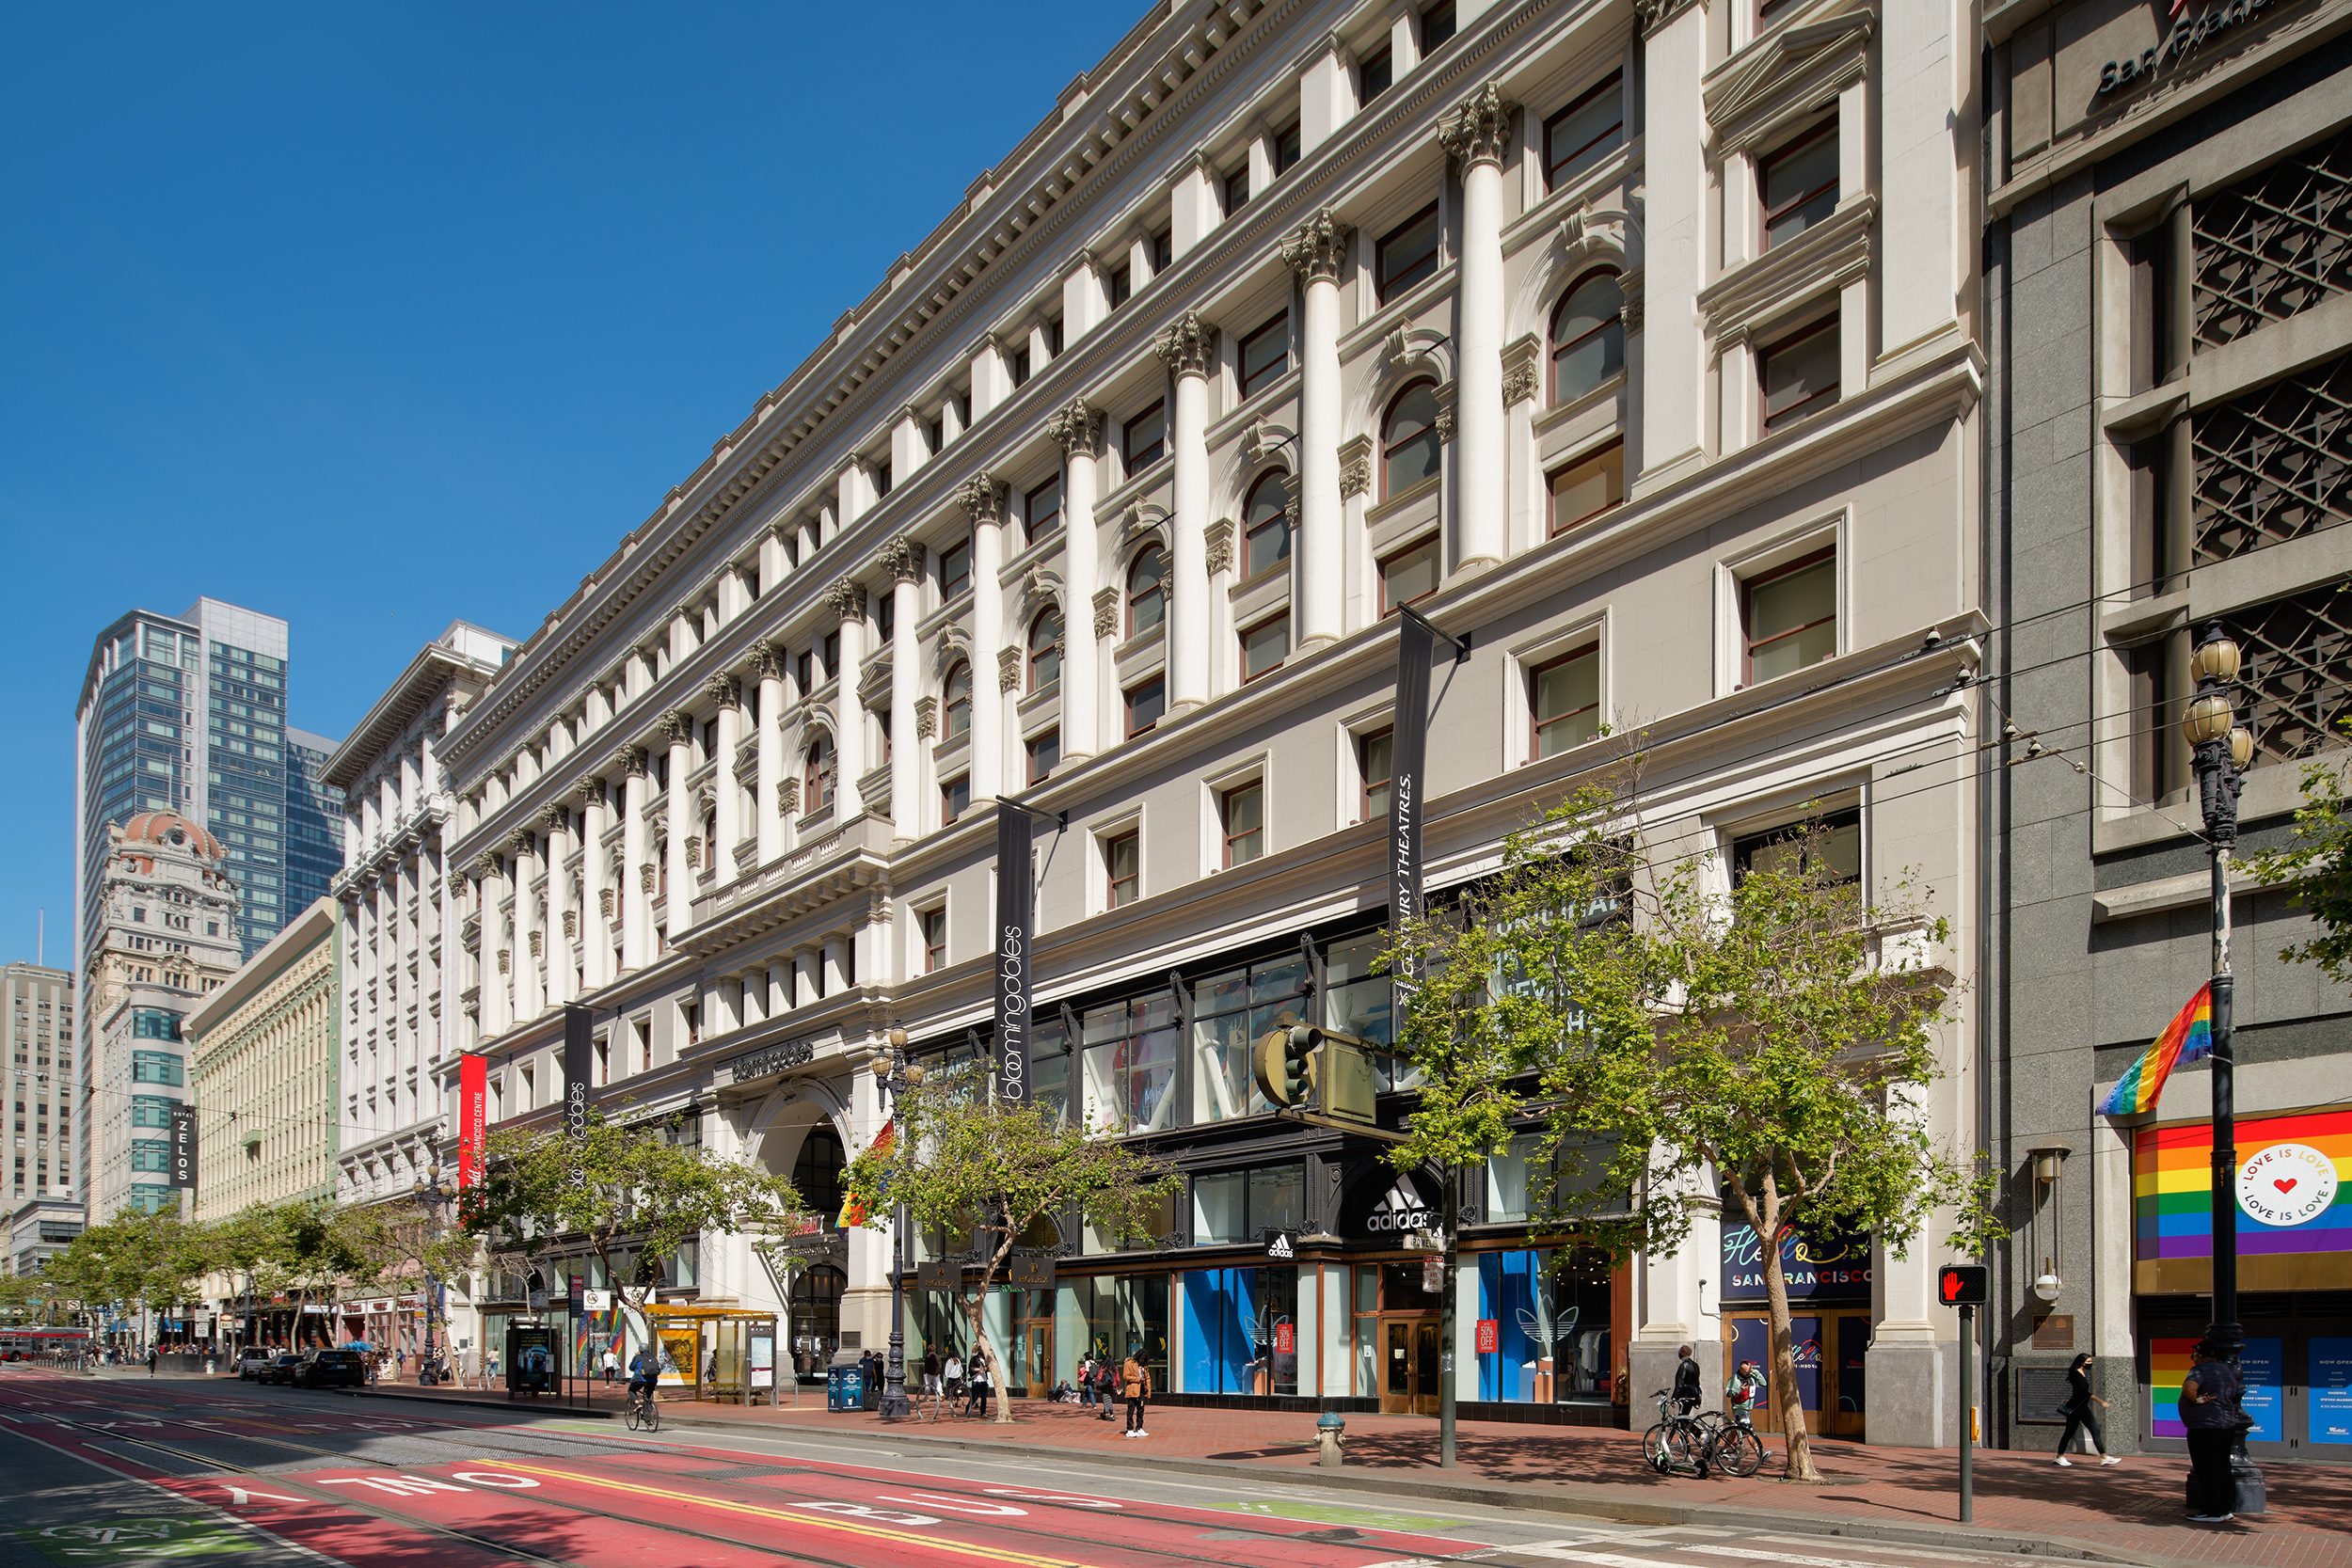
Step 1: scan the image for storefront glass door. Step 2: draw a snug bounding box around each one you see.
[1380,1315,1441,1415]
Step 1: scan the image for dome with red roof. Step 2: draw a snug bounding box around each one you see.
[117,809,225,863]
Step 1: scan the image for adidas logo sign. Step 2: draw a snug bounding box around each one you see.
[1265,1231,1295,1259]
[1365,1176,1434,1232]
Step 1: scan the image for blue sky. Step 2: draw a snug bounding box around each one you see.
[0,2,1138,967]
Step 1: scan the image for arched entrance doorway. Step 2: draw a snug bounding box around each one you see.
[794,1122,844,1218]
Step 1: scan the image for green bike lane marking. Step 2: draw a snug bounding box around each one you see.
[21,1514,257,1563]
[1212,1498,1469,1533]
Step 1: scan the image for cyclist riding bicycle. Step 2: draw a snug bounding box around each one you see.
[626,1347,659,1414]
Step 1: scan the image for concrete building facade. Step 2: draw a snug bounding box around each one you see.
[6,961,75,1212]
[434,0,1986,1445]
[1985,0,2352,1461]
[77,812,244,1220]
[7,1196,85,1278]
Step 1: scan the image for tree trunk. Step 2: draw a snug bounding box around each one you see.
[1748,1176,1819,1481]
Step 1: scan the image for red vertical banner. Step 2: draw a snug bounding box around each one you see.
[458,1052,487,1189]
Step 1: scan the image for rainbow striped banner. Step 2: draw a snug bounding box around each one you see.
[2135,1107,2352,1262]
[2098,983,2212,1117]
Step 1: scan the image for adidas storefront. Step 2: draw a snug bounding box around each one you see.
[886,916,1629,1424]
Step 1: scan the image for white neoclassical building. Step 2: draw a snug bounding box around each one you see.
[437,0,1985,1445]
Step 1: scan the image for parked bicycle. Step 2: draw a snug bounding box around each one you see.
[1644,1390,1767,1478]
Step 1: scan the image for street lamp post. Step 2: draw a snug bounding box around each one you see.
[413,1164,455,1385]
[869,1030,925,1420]
[2179,622,2265,1514]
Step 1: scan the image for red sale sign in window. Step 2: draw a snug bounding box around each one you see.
[1275,1323,1295,1354]
[1476,1319,1499,1354]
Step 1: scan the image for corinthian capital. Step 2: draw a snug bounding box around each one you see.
[1153,311,1217,378]
[509,829,536,858]
[878,535,925,585]
[609,745,647,778]
[471,852,501,882]
[956,473,1006,525]
[1439,84,1517,169]
[575,777,606,807]
[661,708,695,746]
[750,637,786,680]
[826,577,868,622]
[1279,208,1354,282]
[703,673,737,709]
[1046,400,1104,458]
[541,804,570,834]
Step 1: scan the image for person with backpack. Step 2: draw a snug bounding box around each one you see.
[1725,1359,1765,1427]
[1120,1351,1150,1437]
[2179,1338,2244,1522]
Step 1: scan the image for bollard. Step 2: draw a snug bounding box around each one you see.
[1315,1408,1347,1468]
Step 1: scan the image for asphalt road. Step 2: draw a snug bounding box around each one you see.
[0,1368,2102,1567]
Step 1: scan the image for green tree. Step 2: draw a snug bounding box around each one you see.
[45,1199,218,1341]
[2244,743,2352,980]
[839,1073,1179,1424]
[1384,783,1995,1480]
[461,1108,801,1350]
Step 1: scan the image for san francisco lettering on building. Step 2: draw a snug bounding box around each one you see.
[2097,0,2274,96]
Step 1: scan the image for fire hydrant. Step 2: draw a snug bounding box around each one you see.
[1315,1408,1347,1468]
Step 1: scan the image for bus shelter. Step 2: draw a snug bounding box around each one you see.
[642,1305,780,1406]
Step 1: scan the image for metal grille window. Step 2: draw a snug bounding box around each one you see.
[2191,351,2352,562]
[2193,128,2352,351]
[2232,583,2352,766]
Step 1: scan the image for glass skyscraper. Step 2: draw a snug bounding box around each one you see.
[74,599,342,967]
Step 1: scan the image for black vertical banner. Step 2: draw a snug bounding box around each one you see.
[994,805,1033,1107]
[168,1102,198,1192]
[1391,613,1432,1037]
[564,1004,593,1139]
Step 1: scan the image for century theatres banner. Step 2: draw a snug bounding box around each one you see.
[994,805,1032,1107]
[457,1052,487,1189]
[1391,612,1432,1034]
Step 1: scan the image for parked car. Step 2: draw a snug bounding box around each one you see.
[293,1349,367,1389]
[233,1348,274,1381]
[259,1354,304,1386]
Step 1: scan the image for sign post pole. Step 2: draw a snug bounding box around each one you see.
[1959,1301,1973,1523]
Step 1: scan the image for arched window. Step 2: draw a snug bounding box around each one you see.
[943,661,973,741]
[1382,380,1442,499]
[792,1122,845,1218]
[1027,610,1062,693]
[803,736,835,812]
[1549,271,1625,405]
[1242,471,1291,580]
[1127,546,1167,637]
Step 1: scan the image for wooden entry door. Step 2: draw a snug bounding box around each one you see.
[1013,1315,1052,1400]
[1380,1316,1443,1416]
[1726,1309,1867,1440]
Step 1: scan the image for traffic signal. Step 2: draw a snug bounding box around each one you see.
[1255,1025,1320,1107]
[1938,1264,1989,1306]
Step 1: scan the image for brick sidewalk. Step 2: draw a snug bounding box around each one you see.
[320,1378,2346,1568]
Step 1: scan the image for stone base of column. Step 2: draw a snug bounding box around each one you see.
[1629,1337,1723,1418]
[1169,699,1205,719]
[1296,635,1339,657]
[1865,1337,1958,1447]
[1448,556,1503,583]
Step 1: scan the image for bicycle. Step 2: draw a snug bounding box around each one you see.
[625,1384,660,1433]
[1693,1406,1768,1478]
[1644,1390,1711,1476]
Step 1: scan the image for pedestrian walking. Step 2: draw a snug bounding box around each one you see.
[2179,1338,2244,1522]
[920,1348,942,1420]
[964,1347,992,1418]
[602,1348,619,1386]
[146,1346,158,1377]
[1094,1355,1118,1418]
[1725,1359,1765,1427]
[2054,1353,2121,1466]
[1077,1354,1096,1408]
[395,1348,406,1378]
[943,1351,964,1412]
[1672,1343,1702,1416]
[1120,1352,1150,1437]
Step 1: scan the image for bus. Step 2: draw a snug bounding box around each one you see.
[0,1327,92,1362]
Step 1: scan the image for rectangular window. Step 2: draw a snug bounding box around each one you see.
[937,537,972,599]
[131,1008,182,1040]
[1046,318,1064,356]
[1761,121,1838,249]
[1026,728,1060,784]
[942,773,972,826]
[131,1051,183,1086]
[873,458,893,498]
[1151,230,1173,271]
[1361,728,1395,819]
[1360,45,1393,103]
[1377,202,1442,300]
[1759,317,1838,432]
[1010,347,1032,387]
[2128,434,2169,597]
[1238,311,1290,400]
[130,1095,174,1129]
[130,1139,171,1173]
[1106,831,1140,908]
[922,907,948,973]
[1421,1,1456,49]
[1024,475,1062,542]
[1378,538,1441,614]
[1223,165,1250,215]
[1743,546,1837,681]
[925,414,945,453]
[794,650,813,694]
[1123,401,1166,470]
[2127,640,2175,803]
[1532,645,1601,758]
[819,631,840,679]
[876,594,895,642]
[1125,676,1166,737]
[1107,264,1132,309]
[1545,71,1624,192]
[1273,121,1302,175]
[1548,442,1625,535]
[1730,806,1861,886]
[1222,781,1265,866]
[1241,615,1289,682]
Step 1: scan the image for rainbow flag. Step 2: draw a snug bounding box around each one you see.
[2098,983,2213,1116]
[2135,1108,2352,1264]
[837,1118,895,1227]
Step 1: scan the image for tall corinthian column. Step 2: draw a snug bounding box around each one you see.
[662,710,693,936]
[510,830,542,1021]
[957,476,1007,803]
[1440,85,1517,575]
[882,538,924,838]
[542,805,574,1006]
[1281,209,1353,651]
[578,778,610,992]
[615,747,650,971]
[472,853,508,1040]
[753,640,785,865]
[827,578,868,818]
[1047,402,1103,761]
[1154,311,1216,713]
[707,674,741,876]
